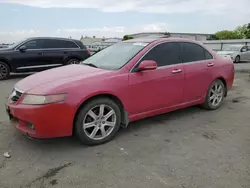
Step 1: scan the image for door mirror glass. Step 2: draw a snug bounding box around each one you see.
[137,60,157,72]
[19,45,27,52]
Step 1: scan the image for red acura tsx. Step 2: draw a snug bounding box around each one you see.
[6,37,234,146]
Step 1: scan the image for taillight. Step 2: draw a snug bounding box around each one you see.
[86,50,90,55]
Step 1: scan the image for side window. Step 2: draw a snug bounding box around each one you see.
[43,39,58,48]
[181,42,211,62]
[57,40,79,48]
[140,42,182,67]
[21,39,44,49]
[241,46,248,51]
[205,50,213,59]
[43,39,79,49]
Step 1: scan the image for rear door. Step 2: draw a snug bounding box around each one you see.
[128,42,184,115]
[42,39,79,66]
[181,42,214,103]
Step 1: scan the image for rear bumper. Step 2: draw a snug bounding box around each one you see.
[6,103,75,139]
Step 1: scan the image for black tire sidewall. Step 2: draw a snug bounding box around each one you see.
[0,61,10,80]
[204,79,225,110]
[235,56,240,63]
[75,98,121,146]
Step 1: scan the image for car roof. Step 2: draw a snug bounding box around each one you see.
[122,37,203,44]
[25,37,79,41]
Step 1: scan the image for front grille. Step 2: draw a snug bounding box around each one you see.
[10,89,23,102]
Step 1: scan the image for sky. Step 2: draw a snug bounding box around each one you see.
[0,0,250,43]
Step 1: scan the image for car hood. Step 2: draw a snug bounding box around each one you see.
[217,51,236,55]
[15,65,109,93]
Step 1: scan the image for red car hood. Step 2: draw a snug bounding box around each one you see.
[15,65,106,93]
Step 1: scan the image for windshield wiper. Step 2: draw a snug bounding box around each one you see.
[82,63,98,68]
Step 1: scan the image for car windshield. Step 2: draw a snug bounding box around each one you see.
[81,42,149,70]
[223,46,242,51]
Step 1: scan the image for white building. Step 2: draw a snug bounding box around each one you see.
[202,39,250,51]
[83,38,122,52]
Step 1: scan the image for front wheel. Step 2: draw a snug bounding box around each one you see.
[234,55,240,63]
[201,79,225,110]
[75,98,121,146]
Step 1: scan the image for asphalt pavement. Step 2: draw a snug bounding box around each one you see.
[0,65,250,188]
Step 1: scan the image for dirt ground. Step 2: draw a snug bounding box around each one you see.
[0,72,250,188]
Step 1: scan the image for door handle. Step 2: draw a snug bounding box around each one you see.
[37,52,43,55]
[207,62,215,67]
[172,69,182,74]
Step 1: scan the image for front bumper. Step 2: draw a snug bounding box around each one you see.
[6,102,75,139]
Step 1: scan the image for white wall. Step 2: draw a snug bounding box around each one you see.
[203,39,250,51]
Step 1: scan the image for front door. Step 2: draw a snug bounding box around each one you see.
[240,46,250,61]
[12,39,46,71]
[128,42,184,115]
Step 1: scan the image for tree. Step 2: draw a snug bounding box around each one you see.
[122,35,134,41]
[214,23,250,40]
[235,24,250,39]
[246,23,250,39]
[215,30,243,40]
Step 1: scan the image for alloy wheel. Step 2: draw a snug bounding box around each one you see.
[209,82,224,107]
[235,56,240,63]
[0,63,8,79]
[83,104,117,140]
[68,59,80,64]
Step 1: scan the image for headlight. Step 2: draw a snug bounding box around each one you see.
[21,94,67,105]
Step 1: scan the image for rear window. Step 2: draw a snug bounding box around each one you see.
[75,40,86,49]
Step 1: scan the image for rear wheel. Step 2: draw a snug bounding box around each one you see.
[201,79,225,110]
[66,59,80,65]
[75,98,121,146]
[0,61,10,80]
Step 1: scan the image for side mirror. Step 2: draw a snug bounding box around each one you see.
[19,45,27,52]
[137,60,157,72]
[241,48,247,52]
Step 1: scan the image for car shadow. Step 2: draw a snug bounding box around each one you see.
[20,105,206,150]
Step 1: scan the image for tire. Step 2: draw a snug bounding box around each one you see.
[66,58,80,65]
[0,61,10,80]
[75,97,121,146]
[201,79,225,110]
[234,55,240,63]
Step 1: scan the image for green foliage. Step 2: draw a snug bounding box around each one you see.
[122,35,134,41]
[215,30,243,40]
[214,23,250,40]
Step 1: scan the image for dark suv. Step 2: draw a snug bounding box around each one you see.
[0,37,91,80]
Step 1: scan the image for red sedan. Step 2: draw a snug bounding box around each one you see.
[6,37,234,146]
